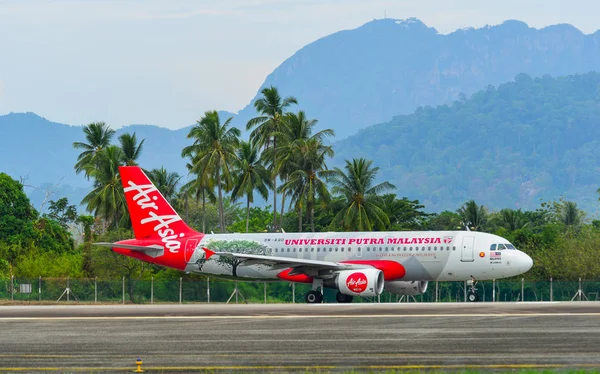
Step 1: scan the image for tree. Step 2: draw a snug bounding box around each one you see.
[326,158,396,231]
[183,111,240,233]
[246,86,297,230]
[275,111,334,230]
[45,197,78,230]
[280,138,333,232]
[147,167,182,202]
[230,141,270,233]
[73,122,115,178]
[179,164,215,233]
[381,194,430,230]
[457,200,487,231]
[118,132,144,166]
[81,145,128,229]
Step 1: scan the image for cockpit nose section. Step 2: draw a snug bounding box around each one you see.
[519,251,533,273]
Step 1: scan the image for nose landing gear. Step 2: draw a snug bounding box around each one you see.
[466,277,480,302]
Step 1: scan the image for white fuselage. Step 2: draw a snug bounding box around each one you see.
[184,230,533,282]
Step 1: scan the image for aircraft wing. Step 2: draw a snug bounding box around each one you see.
[203,247,369,272]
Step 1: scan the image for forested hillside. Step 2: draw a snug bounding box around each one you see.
[334,72,600,212]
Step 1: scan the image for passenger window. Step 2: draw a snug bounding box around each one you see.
[428,247,431,251]
[452,246,456,251]
[311,248,314,252]
[335,248,338,252]
[385,247,388,251]
[403,247,407,251]
[358,247,361,252]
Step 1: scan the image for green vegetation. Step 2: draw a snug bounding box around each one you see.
[2,77,600,294]
[335,72,600,212]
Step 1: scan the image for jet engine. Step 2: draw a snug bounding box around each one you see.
[384,280,429,295]
[336,269,384,297]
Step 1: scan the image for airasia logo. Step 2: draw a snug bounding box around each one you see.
[124,181,184,253]
[346,272,368,293]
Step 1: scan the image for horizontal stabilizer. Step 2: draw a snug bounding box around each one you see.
[94,242,164,258]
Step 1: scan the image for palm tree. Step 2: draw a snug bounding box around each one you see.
[500,209,529,231]
[280,138,333,232]
[274,111,334,229]
[81,145,128,229]
[118,133,145,166]
[246,86,297,231]
[457,200,487,231]
[230,141,270,233]
[179,164,216,233]
[560,201,581,226]
[183,111,240,233]
[147,167,182,202]
[326,158,396,231]
[73,122,115,178]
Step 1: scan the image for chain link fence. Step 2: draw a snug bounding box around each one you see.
[0,277,598,304]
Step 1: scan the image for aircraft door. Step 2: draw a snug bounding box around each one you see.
[184,239,199,263]
[461,236,475,262]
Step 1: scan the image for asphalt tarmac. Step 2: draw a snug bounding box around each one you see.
[1,302,599,372]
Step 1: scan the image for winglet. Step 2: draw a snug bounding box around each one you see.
[202,247,216,260]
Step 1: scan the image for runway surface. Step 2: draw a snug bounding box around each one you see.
[1,302,600,372]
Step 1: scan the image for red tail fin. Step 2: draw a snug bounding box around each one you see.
[119,166,200,248]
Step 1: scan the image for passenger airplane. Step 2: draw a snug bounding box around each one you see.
[98,166,533,303]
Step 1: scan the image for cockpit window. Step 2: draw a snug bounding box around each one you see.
[490,244,497,250]
[497,244,507,250]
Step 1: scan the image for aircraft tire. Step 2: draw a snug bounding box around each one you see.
[467,291,479,302]
[306,290,323,304]
[336,291,353,303]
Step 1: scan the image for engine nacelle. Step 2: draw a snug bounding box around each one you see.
[336,269,384,297]
[384,280,429,296]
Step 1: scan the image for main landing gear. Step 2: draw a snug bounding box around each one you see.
[466,277,480,302]
[305,290,323,304]
[305,278,323,304]
[335,291,353,303]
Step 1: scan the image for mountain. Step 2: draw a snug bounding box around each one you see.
[0,112,237,211]
[333,72,600,213]
[232,18,600,139]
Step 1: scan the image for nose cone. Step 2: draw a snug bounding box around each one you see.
[519,252,533,273]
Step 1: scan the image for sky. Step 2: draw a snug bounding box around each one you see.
[1,0,599,130]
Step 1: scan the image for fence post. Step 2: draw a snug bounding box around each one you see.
[435,281,439,302]
[207,278,210,303]
[151,276,154,304]
[235,281,239,304]
[550,277,553,302]
[11,275,14,301]
[67,277,70,302]
[492,279,495,302]
[122,276,125,304]
[264,282,267,304]
[463,280,466,302]
[38,276,41,302]
[94,277,97,304]
[579,277,582,301]
[292,283,296,304]
[521,278,524,302]
[179,277,182,304]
